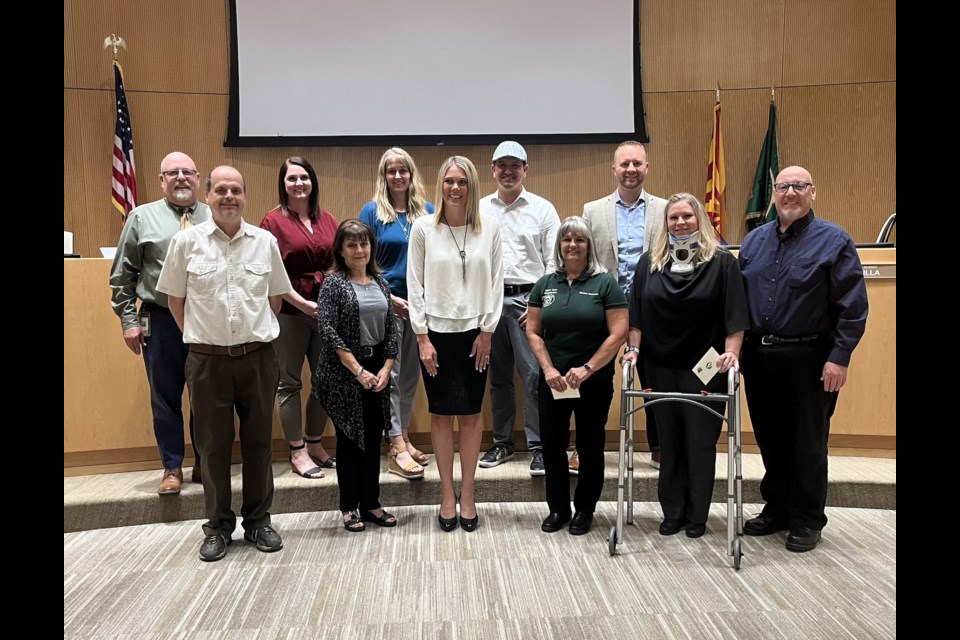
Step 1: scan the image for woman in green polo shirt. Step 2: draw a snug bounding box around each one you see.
[526,216,628,536]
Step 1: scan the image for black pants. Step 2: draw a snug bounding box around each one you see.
[539,371,613,516]
[742,337,837,530]
[645,362,723,525]
[336,351,386,514]
[635,358,660,452]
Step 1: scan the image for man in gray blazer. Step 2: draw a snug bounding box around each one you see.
[582,140,667,469]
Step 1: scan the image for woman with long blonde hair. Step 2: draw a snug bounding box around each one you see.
[360,148,435,480]
[407,156,503,532]
[622,193,747,539]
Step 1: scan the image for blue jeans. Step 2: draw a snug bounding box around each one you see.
[140,303,199,469]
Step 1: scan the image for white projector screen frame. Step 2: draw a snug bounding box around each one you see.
[226,0,646,147]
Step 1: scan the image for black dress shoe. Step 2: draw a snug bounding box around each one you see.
[785,527,822,552]
[568,511,593,535]
[685,523,706,538]
[541,512,572,533]
[743,514,788,536]
[658,518,687,536]
[459,513,479,532]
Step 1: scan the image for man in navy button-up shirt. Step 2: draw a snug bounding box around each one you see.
[739,166,868,553]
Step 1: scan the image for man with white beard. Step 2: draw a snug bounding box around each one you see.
[110,151,211,495]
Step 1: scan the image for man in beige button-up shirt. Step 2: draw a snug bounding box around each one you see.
[158,165,292,562]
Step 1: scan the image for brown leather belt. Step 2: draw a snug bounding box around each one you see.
[189,342,267,357]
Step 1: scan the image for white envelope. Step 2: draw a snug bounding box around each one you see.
[551,385,581,400]
[692,347,721,385]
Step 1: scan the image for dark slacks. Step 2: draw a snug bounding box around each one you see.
[743,337,837,530]
[336,351,387,514]
[635,358,660,452]
[539,371,613,516]
[645,362,723,525]
[490,294,541,448]
[140,303,200,469]
[186,345,279,537]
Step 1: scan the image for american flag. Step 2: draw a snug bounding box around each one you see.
[111,61,137,218]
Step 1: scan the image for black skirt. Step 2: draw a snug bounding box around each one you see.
[420,328,488,415]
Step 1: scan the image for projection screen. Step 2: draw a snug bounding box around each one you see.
[226,0,646,147]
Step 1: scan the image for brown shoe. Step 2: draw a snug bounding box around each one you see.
[158,468,183,495]
[568,449,580,475]
[191,465,203,484]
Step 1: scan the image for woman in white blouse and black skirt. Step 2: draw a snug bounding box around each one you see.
[407,156,503,532]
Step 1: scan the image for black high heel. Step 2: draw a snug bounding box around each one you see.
[458,493,479,532]
[438,494,457,532]
[438,510,457,532]
[459,513,479,532]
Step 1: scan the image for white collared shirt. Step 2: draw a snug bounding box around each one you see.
[157,219,292,345]
[479,188,560,285]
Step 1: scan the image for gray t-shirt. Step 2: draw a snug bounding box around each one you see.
[351,281,388,346]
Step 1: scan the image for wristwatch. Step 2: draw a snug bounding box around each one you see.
[625,346,639,353]
[583,363,594,372]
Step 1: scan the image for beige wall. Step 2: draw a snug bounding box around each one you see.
[64,0,896,258]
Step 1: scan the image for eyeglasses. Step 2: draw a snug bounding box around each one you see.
[773,181,813,194]
[161,169,199,178]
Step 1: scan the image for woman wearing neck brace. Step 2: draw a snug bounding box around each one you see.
[621,193,748,539]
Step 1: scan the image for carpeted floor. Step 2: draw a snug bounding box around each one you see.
[64,502,896,639]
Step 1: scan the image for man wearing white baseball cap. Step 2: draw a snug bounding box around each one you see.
[479,141,560,476]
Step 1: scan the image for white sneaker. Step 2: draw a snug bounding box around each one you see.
[649,451,661,470]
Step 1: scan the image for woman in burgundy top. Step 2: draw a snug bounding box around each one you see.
[261,157,340,478]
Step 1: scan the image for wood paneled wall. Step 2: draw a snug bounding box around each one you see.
[64,0,896,257]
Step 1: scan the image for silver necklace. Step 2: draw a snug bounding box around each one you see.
[395,211,410,240]
[442,215,467,282]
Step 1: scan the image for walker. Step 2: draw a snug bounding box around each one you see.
[610,361,744,570]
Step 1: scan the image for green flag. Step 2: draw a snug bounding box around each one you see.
[745,102,780,231]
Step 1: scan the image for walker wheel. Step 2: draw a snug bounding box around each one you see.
[733,538,742,571]
[608,526,618,556]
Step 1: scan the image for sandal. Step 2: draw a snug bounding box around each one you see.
[290,443,324,479]
[360,509,398,528]
[305,437,336,468]
[409,448,431,466]
[342,511,365,532]
[388,447,424,480]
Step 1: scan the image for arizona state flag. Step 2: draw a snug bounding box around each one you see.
[704,101,726,242]
[745,102,780,231]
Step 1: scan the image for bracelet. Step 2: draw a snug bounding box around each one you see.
[355,367,365,379]
[583,363,594,373]
[625,346,639,353]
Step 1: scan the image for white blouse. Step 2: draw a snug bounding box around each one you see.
[407,214,504,334]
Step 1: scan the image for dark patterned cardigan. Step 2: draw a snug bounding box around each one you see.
[313,271,399,450]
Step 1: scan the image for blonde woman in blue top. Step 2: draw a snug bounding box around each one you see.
[360,148,435,480]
